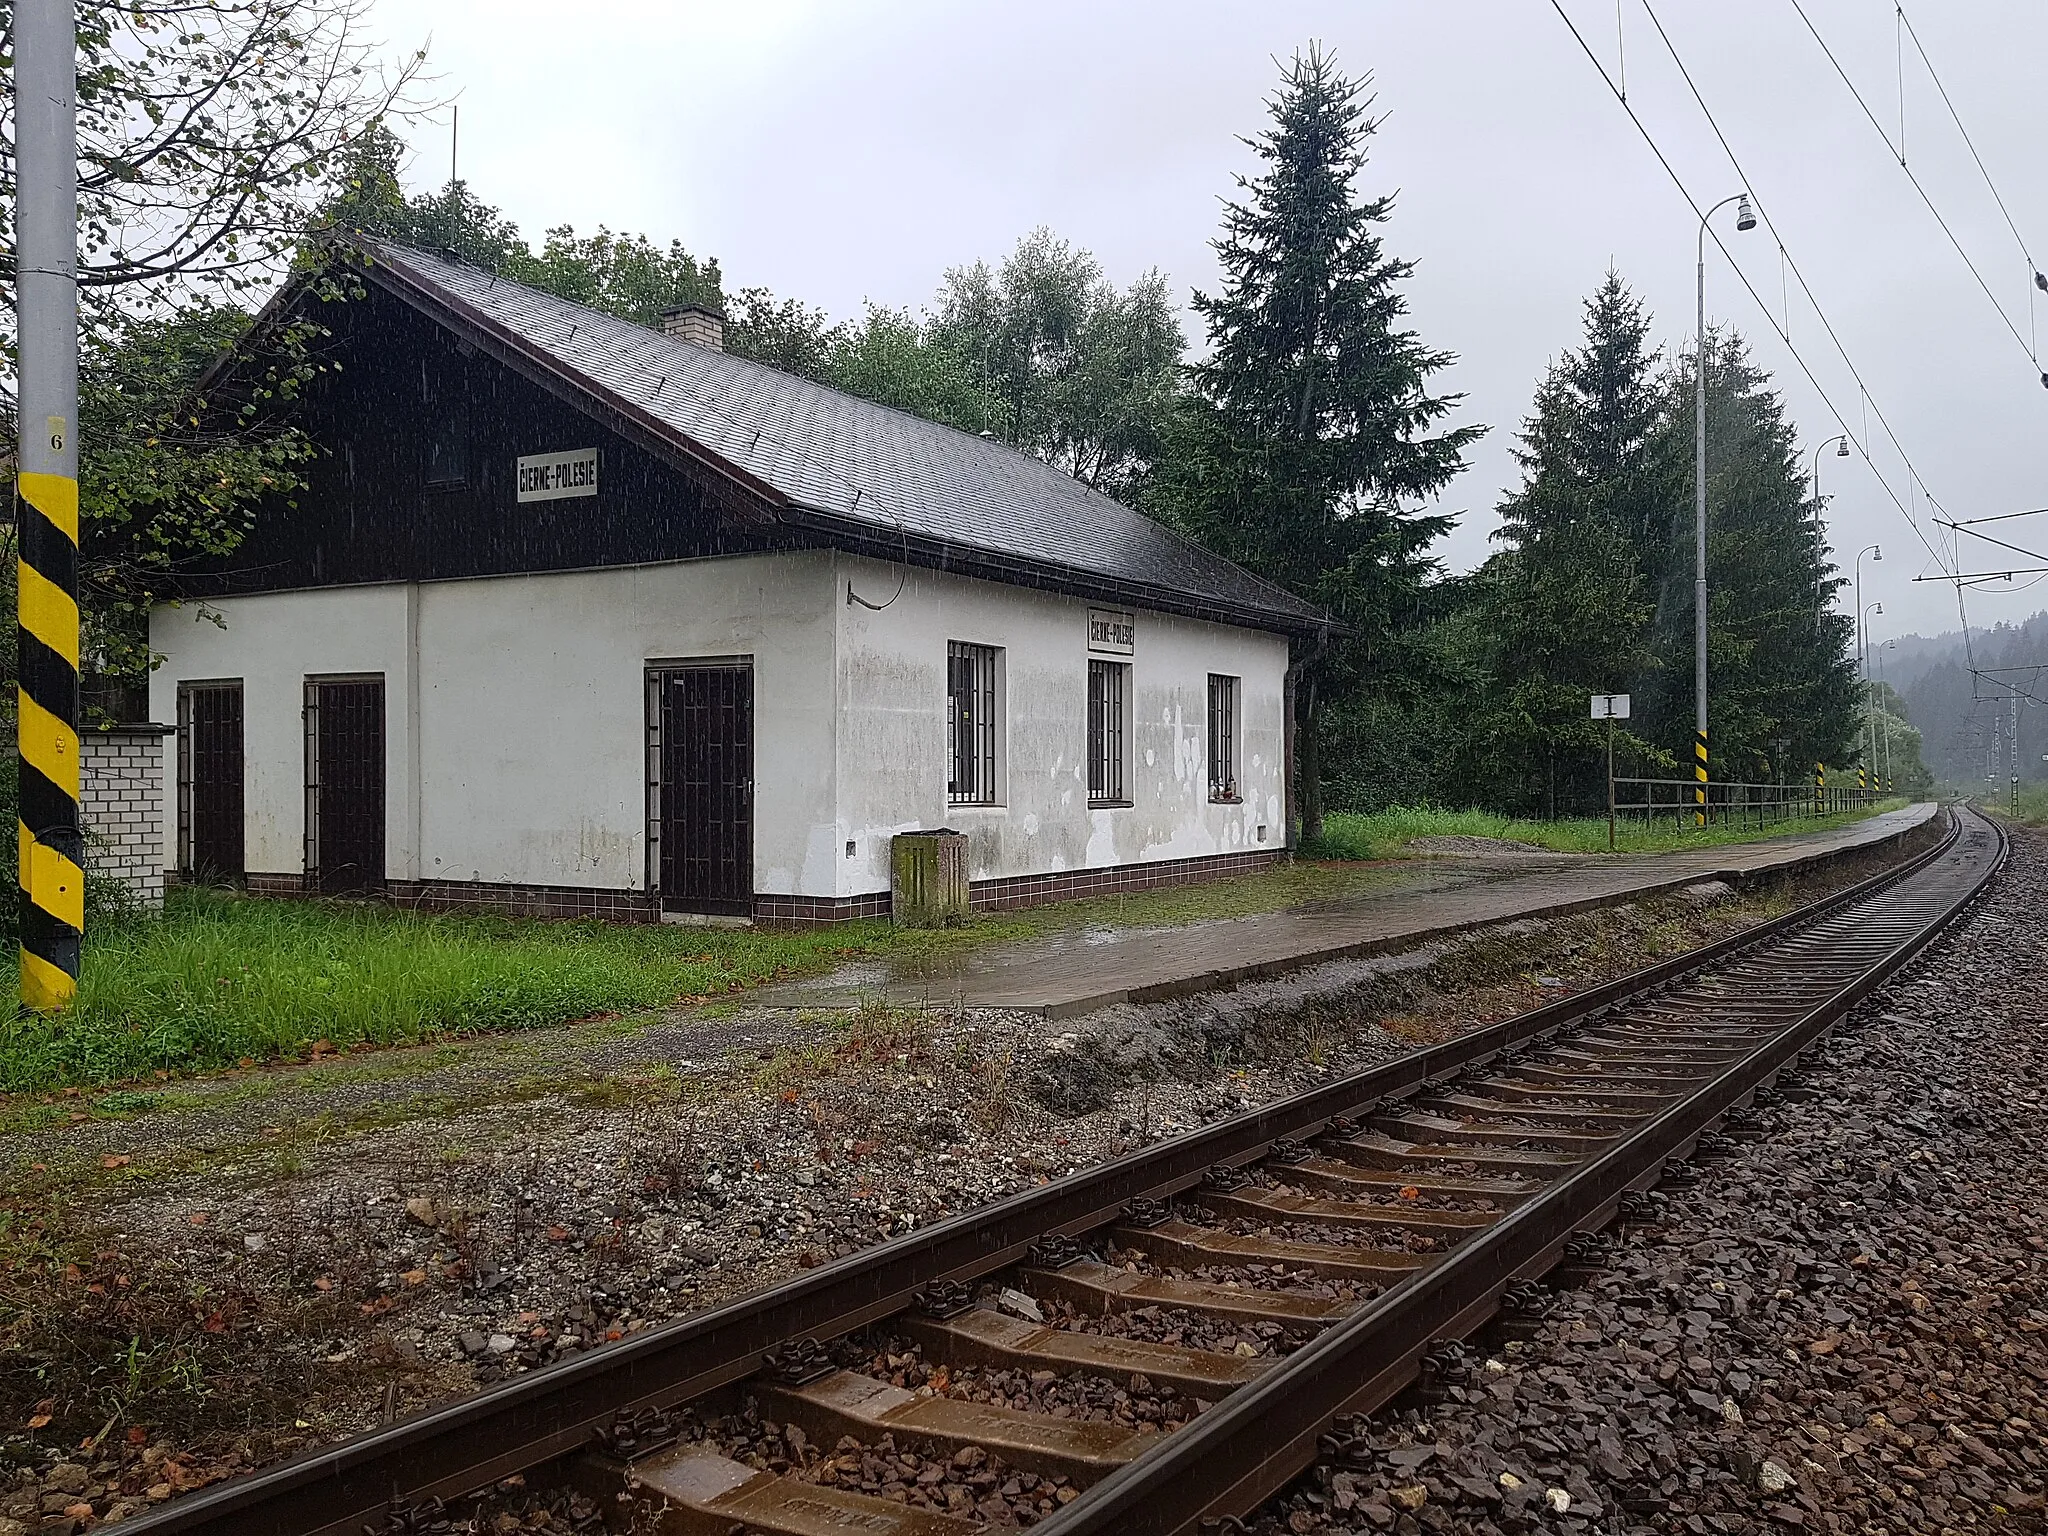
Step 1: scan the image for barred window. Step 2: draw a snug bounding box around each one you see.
[1208,674,1239,801]
[947,642,1000,804]
[1088,659,1128,805]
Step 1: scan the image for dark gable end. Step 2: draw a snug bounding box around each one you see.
[180,281,792,598]
[189,239,1329,637]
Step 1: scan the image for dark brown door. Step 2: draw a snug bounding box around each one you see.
[307,677,386,893]
[179,682,244,880]
[653,664,753,916]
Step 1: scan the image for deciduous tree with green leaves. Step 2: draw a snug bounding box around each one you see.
[1151,45,1482,841]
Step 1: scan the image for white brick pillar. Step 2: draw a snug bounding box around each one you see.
[79,725,172,910]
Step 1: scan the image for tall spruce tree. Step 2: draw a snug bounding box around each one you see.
[1478,274,1668,814]
[1153,46,1481,840]
[1647,331,1859,781]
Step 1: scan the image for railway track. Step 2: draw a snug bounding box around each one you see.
[131,806,2004,1536]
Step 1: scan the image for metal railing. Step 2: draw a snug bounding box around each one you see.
[1610,776,1877,833]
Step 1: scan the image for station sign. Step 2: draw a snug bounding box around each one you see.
[516,447,599,502]
[1087,607,1135,656]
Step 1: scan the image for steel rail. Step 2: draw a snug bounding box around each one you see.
[122,811,1963,1536]
[1035,806,2007,1535]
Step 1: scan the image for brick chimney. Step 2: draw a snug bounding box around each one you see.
[659,302,725,352]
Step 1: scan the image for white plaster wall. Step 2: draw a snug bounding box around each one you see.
[149,553,841,894]
[148,551,1289,901]
[150,588,413,877]
[832,554,1289,895]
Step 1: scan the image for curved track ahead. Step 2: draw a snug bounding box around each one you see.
[128,807,2005,1536]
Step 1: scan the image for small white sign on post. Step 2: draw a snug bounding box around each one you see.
[1591,693,1631,720]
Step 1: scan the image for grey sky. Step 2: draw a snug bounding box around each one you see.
[369,0,2046,643]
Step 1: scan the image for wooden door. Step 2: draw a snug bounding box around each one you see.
[306,677,386,892]
[652,664,753,916]
[178,681,244,880]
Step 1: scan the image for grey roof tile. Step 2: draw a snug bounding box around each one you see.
[363,240,1323,632]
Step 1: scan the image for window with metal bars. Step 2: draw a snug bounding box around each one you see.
[1087,659,1128,806]
[947,642,1001,804]
[1207,674,1240,802]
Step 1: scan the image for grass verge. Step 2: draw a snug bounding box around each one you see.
[2,797,1909,1095]
[1308,800,1906,861]
[0,890,902,1093]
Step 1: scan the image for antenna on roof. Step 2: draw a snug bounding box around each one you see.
[450,103,458,188]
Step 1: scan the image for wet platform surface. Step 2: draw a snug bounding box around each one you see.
[757,805,1938,1019]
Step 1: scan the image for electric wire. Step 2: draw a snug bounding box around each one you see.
[1941,522,2048,567]
[1548,1,1949,576]
[1898,4,2043,361]
[1786,0,2043,376]
[1638,0,1961,569]
[1946,506,2048,528]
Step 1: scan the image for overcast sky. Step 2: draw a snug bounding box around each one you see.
[367,0,2046,643]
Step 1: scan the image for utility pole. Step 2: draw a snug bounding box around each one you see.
[1694,193,1756,828]
[14,0,83,1011]
[2013,690,2022,814]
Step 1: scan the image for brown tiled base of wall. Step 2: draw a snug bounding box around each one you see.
[753,890,894,927]
[235,873,657,921]
[755,849,1286,928]
[969,848,1284,912]
[385,880,659,923]
[228,848,1285,928]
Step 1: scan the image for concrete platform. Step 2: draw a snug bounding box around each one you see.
[758,804,1940,1019]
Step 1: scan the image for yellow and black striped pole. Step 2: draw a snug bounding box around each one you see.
[15,0,83,1012]
[1815,761,1825,816]
[1694,730,1708,828]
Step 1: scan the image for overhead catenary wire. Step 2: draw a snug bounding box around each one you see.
[1938,520,2048,568]
[1637,0,1959,571]
[1548,1,1949,577]
[1786,0,2045,380]
[1942,506,2048,528]
[1899,2,2045,361]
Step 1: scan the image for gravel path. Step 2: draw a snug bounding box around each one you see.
[1258,823,2047,1536]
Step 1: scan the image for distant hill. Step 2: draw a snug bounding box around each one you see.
[1886,609,2048,787]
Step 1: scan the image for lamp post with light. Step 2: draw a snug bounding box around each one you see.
[1694,192,1757,826]
[1810,434,1849,629]
[1873,637,1897,791]
[1862,600,1884,791]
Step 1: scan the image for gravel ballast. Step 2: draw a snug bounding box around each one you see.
[0,831,1959,1527]
[1254,824,2045,1536]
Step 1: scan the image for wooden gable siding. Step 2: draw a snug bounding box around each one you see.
[180,281,793,598]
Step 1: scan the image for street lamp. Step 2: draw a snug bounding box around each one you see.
[1854,545,1882,682]
[1809,435,1849,629]
[1810,434,1850,504]
[1694,192,1757,826]
[1874,637,1897,791]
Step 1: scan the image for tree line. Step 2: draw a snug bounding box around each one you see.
[2,11,1877,844]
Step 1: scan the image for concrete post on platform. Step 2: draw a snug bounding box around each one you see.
[891,831,970,928]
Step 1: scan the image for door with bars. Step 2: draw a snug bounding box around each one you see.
[305,677,387,893]
[649,663,755,917]
[178,681,245,881]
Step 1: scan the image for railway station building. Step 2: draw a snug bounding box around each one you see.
[149,239,1326,924]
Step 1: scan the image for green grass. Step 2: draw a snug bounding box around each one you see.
[1987,782,2048,826]
[1308,800,1905,862]
[0,889,900,1093]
